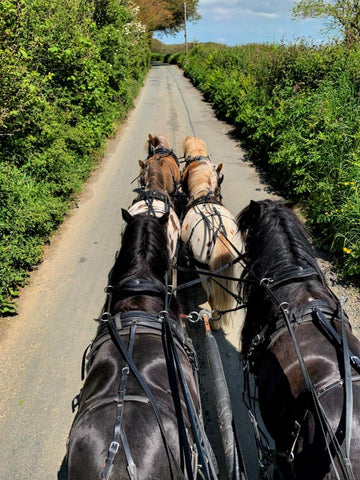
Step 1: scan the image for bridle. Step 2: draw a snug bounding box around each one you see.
[71,275,217,480]
[242,265,360,479]
[132,187,171,217]
[147,143,180,167]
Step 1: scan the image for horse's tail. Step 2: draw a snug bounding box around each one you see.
[209,233,242,327]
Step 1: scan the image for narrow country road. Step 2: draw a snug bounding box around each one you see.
[0,64,276,479]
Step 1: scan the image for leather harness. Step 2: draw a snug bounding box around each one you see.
[244,265,360,478]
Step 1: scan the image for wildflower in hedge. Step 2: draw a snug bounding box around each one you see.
[344,182,349,186]
[325,212,329,215]
[343,247,352,254]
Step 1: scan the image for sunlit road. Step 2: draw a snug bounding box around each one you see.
[0,64,275,479]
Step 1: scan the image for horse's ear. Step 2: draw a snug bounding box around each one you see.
[237,200,261,233]
[185,136,189,141]
[122,208,134,224]
[148,133,153,142]
[159,211,170,225]
[216,163,223,174]
[139,159,145,169]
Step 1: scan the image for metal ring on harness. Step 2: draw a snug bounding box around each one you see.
[211,310,222,322]
[101,312,112,322]
[279,302,290,314]
[260,277,273,288]
[187,311,200,323]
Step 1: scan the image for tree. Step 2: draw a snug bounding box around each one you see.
[133,0,200,34]
[292,0,360,46]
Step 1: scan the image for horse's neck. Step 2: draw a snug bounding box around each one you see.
[145,180,166,193]
[189,181,213,199]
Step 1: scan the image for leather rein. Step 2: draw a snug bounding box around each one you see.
[243,265,360,479]
[74,276,216,480]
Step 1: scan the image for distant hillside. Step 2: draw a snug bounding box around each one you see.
[151,38,222,55]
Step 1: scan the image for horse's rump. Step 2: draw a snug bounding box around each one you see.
[128,200,180,259]
[181,203,243,323]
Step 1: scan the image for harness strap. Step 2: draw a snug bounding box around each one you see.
[148,145,180,166]
[101,320,137,480]
[175,253,246,292]
[162,313,216,480]
[185,155,211,165]
[120,429,137,480]
[106,316,186,480]
[314,308,360,372]
[268,266,320,289]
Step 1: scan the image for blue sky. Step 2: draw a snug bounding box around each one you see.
[154,0,336,46]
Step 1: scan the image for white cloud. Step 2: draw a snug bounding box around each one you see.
[199,0,294,17]
[212,7,280,20]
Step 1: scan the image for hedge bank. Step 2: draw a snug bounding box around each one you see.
[0,0,150,313]
[172,43,360,280]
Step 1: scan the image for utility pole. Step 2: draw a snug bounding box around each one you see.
[184,2,188,55]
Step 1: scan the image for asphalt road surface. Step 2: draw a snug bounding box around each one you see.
[0,64,277,479]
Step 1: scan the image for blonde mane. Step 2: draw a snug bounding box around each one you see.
[182,136,208,159]
[186,162,218,198]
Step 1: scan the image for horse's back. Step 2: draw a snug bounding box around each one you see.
[181,203,242,262]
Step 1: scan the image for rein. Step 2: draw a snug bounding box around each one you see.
[78,272,217,480]
[241,265,359,479]
[132,187,171,217]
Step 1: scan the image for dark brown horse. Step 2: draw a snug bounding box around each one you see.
[237,200,360,480]
[66,213,215,479]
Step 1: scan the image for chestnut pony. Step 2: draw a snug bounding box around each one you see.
[181,136,243,329]
[66,213,216,479]
[139,134,180,195]
[129,158,180,261]
[238,200,360,480]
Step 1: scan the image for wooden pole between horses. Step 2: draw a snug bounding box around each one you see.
[202,312,245,480]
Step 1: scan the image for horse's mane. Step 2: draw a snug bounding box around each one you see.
[186,161,218,197]
[143,159,166,192]
[237,200,336,343]
[109,215,180,317]
[182,136,208,158]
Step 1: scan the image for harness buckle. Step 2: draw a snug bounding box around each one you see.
[109,441,120,454]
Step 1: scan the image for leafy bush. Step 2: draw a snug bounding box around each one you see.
[175,42,360,279]
[0,0,150,313]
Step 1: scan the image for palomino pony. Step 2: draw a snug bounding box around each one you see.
[140,134,180,195]
[67,213,216,479]
[238,199,360,480]
[181,136,243,329]
[129,156,180,261]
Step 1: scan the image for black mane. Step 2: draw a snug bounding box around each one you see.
[108,214,180,317]
[237,200,337,352]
